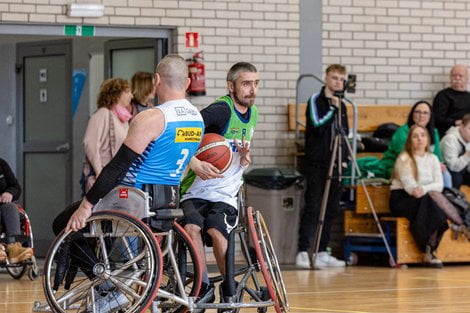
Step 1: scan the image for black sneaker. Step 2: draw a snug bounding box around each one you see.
[194,282,215,313]
[217,282,239,313]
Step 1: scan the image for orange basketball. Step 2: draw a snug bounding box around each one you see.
[195,133,233,173]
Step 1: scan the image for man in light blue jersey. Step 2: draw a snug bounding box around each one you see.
[52,54,204,312]
[56,54,204,233]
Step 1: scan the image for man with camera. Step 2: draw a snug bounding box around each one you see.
[296,64,349,269]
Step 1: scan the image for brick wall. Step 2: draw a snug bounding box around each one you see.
[0,0,300,168]
[323,0,468,105]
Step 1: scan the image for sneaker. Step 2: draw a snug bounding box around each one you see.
[295,251,311,268]
[7,242,33,263]
[89,290,129,312]
[197,283,215,304]
[459,225,470,241]
[0,245,6,262]
[194,283,215,313]
[313,251,346,268]
[423,246,443,268]
[218,283,237,313]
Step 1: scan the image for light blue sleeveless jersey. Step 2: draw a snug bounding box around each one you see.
[121,99,204,188]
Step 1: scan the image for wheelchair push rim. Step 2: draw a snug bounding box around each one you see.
[246,206,283,313]
[42,210,163,313]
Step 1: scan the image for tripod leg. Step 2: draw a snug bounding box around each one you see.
[310,135,339,268]
[342,135,397,267]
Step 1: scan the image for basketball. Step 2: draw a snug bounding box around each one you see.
[195,133,233,173]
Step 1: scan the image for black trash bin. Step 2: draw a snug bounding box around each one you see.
[244,168,303,265]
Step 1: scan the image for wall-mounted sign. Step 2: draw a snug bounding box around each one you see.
[185,32,199,48]
[40,89,47,103]
[64,25,95,37]
[39,69,47,82]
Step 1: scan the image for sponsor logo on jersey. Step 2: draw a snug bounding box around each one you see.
[175,106,198,116]
[175,127,203,142]
[229,127,240,135]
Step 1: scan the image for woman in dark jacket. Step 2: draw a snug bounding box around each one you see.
[0,158,33,263]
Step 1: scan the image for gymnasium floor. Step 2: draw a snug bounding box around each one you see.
[2,264,470,313]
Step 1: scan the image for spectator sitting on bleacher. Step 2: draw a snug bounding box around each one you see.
[352,100,452,187]
[433,64,470,139]
[440,113,470,189]
[390,125,469,268]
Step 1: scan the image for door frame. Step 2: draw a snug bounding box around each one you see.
[16,39,73,203]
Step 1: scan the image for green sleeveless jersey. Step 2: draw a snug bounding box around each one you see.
[180,95,258,207]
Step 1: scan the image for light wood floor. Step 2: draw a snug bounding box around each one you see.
[3,265,470,313]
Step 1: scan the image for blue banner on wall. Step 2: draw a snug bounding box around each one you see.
[72,69,87,117]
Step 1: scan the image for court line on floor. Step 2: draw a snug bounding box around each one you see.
[289,306,370,313]
[288,284,470,295]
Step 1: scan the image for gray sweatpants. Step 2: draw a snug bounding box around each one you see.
[0,202,21,243]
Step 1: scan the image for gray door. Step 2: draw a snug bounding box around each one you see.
[17,41,72,257]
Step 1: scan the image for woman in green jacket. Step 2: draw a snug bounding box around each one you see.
[355,100,452,187]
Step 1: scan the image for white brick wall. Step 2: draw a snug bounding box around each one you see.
[0,0,300,168]
[323,0,470,106]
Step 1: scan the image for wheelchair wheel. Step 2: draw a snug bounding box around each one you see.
[246,207,282,313]
[157,221,203,313]
[6,263,27,279]
[255,211,290,312]
[43,210,163,313]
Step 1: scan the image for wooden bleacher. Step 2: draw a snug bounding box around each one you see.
[349,185,470,265]
[288,103,411,133]
[289,102,470,266]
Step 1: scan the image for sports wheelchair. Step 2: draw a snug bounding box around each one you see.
[33,185,289,313]
[0,203,39,280]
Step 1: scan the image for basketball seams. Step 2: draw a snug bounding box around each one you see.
[194,140,230,155]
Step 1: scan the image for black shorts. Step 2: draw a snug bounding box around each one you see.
[180,198,238,245]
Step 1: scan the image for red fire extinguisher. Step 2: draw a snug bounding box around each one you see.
[187,51,206,96]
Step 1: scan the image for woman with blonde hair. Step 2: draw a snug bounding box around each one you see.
[130,71,155,116]
[390,124,469,268]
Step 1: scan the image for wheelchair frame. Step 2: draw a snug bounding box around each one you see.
[0,203,39,281]
[34,185,289,313]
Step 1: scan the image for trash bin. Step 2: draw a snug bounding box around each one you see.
[244,167,303,265]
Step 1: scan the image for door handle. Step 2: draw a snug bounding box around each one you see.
[56,143,70,152]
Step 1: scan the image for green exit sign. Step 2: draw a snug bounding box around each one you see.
[64,25,95,36]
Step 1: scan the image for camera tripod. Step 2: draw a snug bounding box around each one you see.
[309,95,397,268]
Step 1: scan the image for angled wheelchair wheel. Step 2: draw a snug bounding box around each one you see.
[246,207,282,313]
[43,210,162,313]
[156,221,203,313]
[255,211,290,312]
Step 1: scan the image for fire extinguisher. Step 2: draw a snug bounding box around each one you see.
[187,51,206,96]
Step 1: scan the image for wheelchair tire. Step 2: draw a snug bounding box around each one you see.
[156,221,203,313]
[255,211,290,312]
[246,207,282,313]
[43,210,163,313]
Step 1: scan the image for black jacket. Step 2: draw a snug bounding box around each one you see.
[304,87,349,166]
[433,87,470,138]
[0,158,21,201]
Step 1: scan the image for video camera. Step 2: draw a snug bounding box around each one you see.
[333,74,357,98]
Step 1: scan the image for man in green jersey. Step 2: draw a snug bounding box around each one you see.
[180,62,259,305]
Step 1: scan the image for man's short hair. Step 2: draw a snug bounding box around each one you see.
[226,62,258,82]
[326,64,346,75]
[156,54,188,90]
[462,113,470,126]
